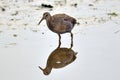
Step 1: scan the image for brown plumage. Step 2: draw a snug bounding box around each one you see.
[38,12,76,48]
[38,47,77,75]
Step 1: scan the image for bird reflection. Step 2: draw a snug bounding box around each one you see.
[38,47,77,75]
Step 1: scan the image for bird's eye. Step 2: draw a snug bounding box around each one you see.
[45,14,48,17]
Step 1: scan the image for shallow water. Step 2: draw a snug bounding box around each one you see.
[0,0,120,80]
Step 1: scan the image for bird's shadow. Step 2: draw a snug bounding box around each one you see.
[38,44,77,75]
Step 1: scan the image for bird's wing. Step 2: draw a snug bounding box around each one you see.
[52,14,76,25]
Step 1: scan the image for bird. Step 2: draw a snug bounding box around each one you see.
[38,47,77,75]
[38,12,76,48]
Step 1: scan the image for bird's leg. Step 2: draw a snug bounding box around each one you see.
[57,34,61,48]
[70,32,73,48]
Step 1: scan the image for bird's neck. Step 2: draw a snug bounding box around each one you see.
[46,17,54,30]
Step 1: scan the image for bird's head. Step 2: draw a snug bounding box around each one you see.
[38,12,51,25]
[38,66,52,75]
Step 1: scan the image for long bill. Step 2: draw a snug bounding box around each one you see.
[38,66,44,71]
[38,17,44,25]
